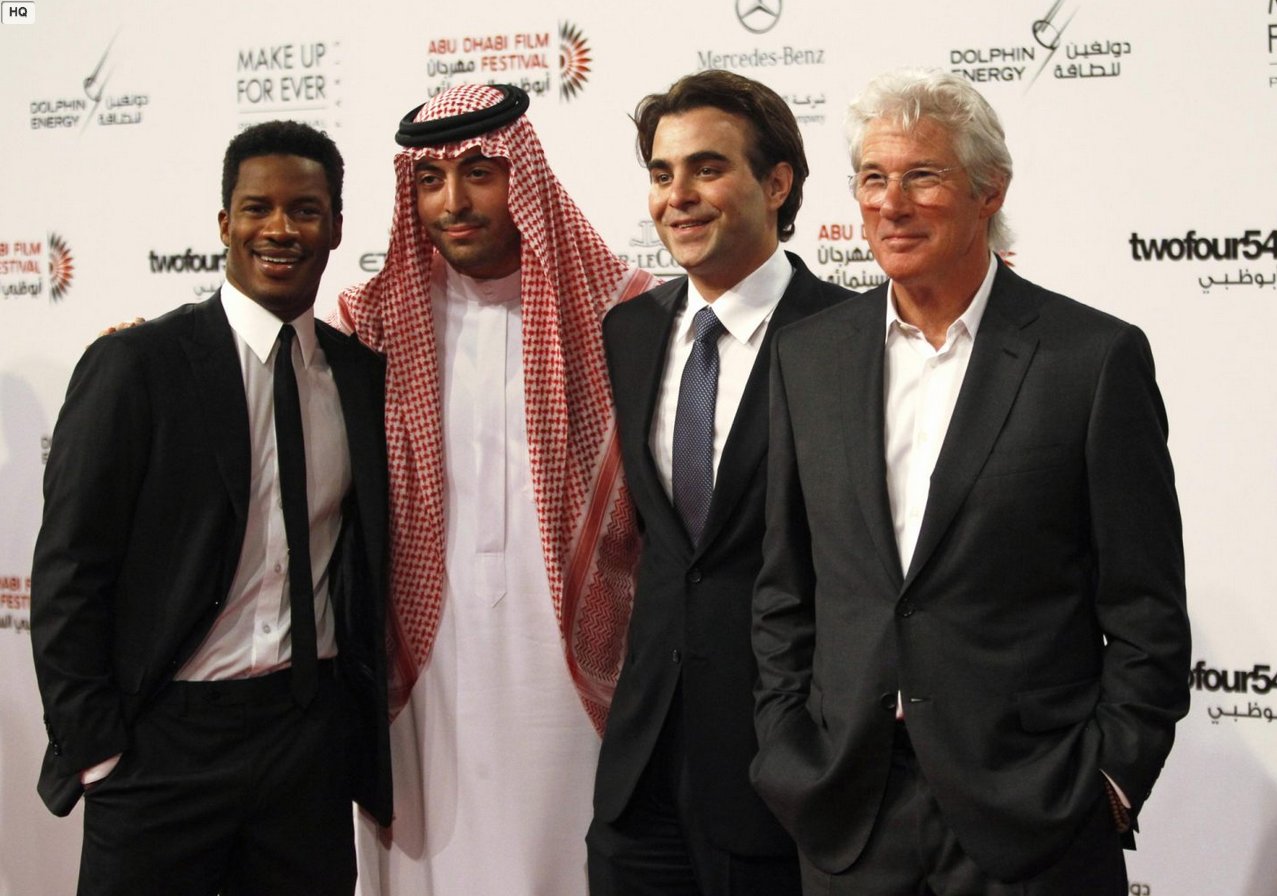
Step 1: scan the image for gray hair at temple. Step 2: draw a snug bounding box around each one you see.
[846,69,1014,253]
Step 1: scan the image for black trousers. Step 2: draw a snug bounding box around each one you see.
[800,723,1128,896]
[587,685,802,896]
[77,663,356,896]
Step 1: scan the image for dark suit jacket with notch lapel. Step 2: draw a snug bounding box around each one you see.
[751,261,1191,881]
[31,293,393,825]
[594,252,854,855]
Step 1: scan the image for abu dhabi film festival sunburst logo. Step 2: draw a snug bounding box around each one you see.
[49,232,74,301]
[559,21,592,101]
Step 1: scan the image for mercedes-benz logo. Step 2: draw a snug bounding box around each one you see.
[736,0,781,34]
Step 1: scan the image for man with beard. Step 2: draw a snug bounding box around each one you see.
[338,83,655,895]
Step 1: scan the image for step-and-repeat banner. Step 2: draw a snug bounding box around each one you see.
[2,2,1274,893]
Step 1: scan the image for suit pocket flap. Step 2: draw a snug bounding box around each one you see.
[979,442,1075,479]
[1014,676,1098,733]
[807,682,826,730]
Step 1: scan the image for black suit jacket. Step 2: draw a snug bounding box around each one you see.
[31,294,393,825]
[594,253,853,854]
[751,263,1191,880]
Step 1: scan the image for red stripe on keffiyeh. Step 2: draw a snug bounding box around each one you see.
[339,85,656,729]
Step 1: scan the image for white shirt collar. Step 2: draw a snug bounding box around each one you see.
[884,251,998,346]
[683,245,793,345]
[220,278,318,367]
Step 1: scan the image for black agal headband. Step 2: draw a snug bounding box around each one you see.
[395,84,531,148]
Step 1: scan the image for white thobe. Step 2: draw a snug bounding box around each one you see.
[356,264,599,895]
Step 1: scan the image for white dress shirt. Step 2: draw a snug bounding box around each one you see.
[883,253,997,575]
[84,284,352,785]
[880,255,1134,807]
[883,253,994,725]
[649,245,794,501]
[177,281,349,680]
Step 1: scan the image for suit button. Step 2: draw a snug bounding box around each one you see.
[897,599,915,617]
[687,568,703,584]
[672,649,682,664]
[879,692,897,712]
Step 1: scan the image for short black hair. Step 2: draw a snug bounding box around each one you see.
[221,120,344,214]
[634,70,808,241]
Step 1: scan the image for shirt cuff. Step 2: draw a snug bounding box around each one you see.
[81,753,122,787]
[1101,769,1131,809]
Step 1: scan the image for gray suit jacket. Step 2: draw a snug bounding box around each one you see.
[751,263,1190,880]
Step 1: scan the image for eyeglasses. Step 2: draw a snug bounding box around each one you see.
[849,167,961,207]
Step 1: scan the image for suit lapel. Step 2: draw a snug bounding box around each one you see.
[626,280,691,549]
[831,286,903,586]
[903,266,1040,590]
[318,322,387,597]
[316,322,366,469]
[180,294,250,521]
[697,256,829,555]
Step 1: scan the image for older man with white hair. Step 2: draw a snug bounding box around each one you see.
[751,69,1190,895]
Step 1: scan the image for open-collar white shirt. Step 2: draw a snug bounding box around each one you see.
[883,252,996,575]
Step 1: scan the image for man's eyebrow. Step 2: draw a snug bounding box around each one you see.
[235,192,299,204]
[860,157,948,171]
[646,150,731,171]
[686,150,730,166]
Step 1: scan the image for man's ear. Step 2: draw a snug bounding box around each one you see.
[330,213,343,250]
[978,176,1007,221]
[765,162,794,212]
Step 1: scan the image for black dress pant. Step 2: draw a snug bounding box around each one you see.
[587,685,802,896]
[800,723,1128,896]
[77,663,356,896]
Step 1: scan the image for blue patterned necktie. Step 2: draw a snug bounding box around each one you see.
[672,306,725,544]
[274,324,317,706]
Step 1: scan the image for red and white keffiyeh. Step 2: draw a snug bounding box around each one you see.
[338,84,655,732]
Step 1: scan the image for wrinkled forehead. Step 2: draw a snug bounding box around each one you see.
[854,113,957,164]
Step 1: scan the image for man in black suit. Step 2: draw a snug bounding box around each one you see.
[587,70,853,896]
[751,69,1191,895]
[31,121,391,896]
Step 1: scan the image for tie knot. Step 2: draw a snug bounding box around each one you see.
[692,306,724,344]
[278,323,297,346]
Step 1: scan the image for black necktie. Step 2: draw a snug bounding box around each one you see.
[274,324,317,706]
[672,306,725,544]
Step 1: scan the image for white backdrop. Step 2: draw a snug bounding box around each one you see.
[2,2,1275,894]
